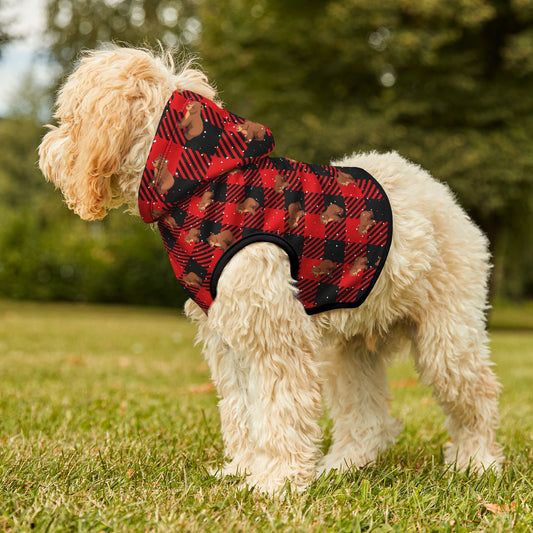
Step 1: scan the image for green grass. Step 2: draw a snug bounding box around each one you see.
[1,300,532,532]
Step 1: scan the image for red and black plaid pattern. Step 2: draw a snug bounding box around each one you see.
[139,91,392,315]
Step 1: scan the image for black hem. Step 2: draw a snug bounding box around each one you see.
[210,234,300,300]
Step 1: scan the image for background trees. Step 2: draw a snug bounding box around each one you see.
[0,0,14,56]
[197,0,533,298]
[0,0,531,305]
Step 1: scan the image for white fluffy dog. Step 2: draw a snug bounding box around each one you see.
[39,46,503,493]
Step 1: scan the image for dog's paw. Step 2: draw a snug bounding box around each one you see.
[244,473,309,497]
[318,417,403,476]
[245,474,285,495]
[209,460,249,479]
[443,441,504,474]
[317,452,374,476]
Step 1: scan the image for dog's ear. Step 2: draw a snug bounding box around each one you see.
[39,119,118,221]
[39,46,219,221]
[38,70,143,221]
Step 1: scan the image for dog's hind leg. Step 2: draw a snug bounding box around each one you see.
[407,216,503,472]
[207,243,324,493]
[318,335,403,474]
[412,312,504,472]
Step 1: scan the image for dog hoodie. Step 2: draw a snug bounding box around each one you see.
[138,90,392,315]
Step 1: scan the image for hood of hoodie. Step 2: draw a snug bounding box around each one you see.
[138,90,275,224]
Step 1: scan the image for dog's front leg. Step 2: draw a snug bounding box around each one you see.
[207,243,324,494]
[185,299,254,476]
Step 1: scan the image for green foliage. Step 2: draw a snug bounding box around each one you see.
[197,0,533,299]
[489,299,533,329]
[0,115,186,307]
[0,0,200,306]
[0,300,532,531]
[0,0,15,57]
[44,0,200,71]
[1,0,531,303]
[0,209,186,306]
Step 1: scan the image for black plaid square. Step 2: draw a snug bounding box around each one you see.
[284,190,305,210]
[365,197,388,221]
[366,243,386,267]
[323,193,345,211]
[284,233,304,258]
[184,257,207,280]
[166,176,202,202]
[200,219,223,241]
[324,239,345,263]
[271,157,296,173]
[210,181,228,202]
[243,185,264,206]
[169,207,187,227]
[314,282,339,307]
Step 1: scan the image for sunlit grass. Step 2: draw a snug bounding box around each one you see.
[1,300,532,532]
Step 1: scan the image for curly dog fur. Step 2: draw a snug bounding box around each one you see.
[39,46,503,494]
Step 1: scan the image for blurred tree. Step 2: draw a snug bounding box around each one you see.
[198,0,533,299]
[0,0,15,57]
[0,0,201,306]
[44,0,201,72]
[0,63,187,307]
[0,112,185,306]
[2,0,530,304]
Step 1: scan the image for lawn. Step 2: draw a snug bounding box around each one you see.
[0,300,532,532]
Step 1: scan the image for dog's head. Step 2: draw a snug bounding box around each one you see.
[39,45,216,220]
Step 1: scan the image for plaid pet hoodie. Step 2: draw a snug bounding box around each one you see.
[138,90,393,315]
